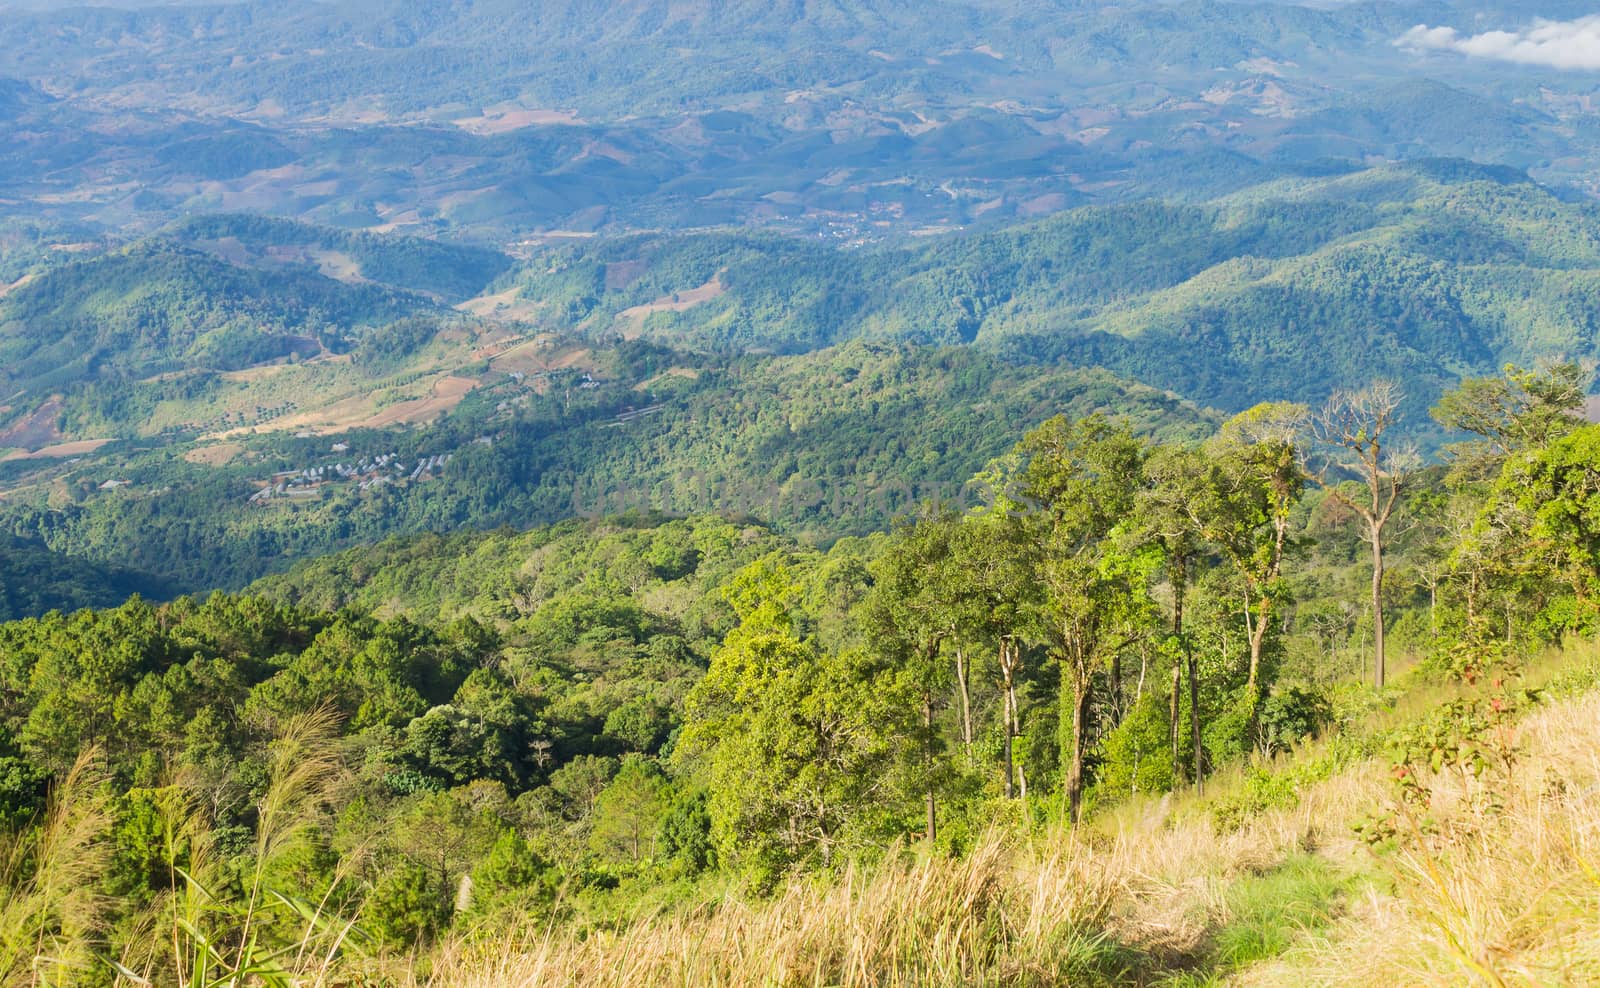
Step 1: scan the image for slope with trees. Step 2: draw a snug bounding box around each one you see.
[5,363,1598,984]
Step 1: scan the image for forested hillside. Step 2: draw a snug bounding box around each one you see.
[6,1,1600,984]
[164,214,513,300]
[6,163,1596,447]
[512,163,1600,419]
[0,341,1210,590]
[0,241,432,390]
[5,163,1600,601]
[4,363,1598,985]
[0,534,163,620]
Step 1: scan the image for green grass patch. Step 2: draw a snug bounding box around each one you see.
[1162,853,1352,985]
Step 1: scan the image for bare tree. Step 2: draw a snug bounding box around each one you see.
[1313,382,1416,688]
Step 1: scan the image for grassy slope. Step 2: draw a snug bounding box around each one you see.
[413,644,1600,987]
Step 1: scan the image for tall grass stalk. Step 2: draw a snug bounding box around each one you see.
[0,751,111,988]
[108,705,367,988]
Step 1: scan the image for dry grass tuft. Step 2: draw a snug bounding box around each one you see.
[1248,691,1600,986]
[0,751,113,988]
[416,746,1384,987]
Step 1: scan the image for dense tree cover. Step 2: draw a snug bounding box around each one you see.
[0,239,436,397]
[674,362,1600,873]
[8,166,1600,610]
[0,514,865,974]
[5,164,1594,467]
[5,364,1595,981]
[506,165,1600,424]
[0,534,166,621]
[0,218,90,285]
[0,341,1211,592]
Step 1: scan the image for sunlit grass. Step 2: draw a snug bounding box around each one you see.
[6,646,1600,986]
[418,644,1600,987]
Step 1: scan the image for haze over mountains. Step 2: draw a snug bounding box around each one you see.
[1,0,1599,600]
[3,1,1600,237]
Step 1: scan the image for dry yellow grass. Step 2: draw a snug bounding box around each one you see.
[415,674,1600,987]
[612,275,726,339]
[0,438,114,461]
[1249,691,1600,987]
[413,757,1378,986]
[452,106,585,135]
[0,752,112,988]
[183,441,244,466]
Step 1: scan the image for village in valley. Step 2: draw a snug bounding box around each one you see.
[244,448,462,504]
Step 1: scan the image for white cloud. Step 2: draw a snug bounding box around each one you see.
[1398,16,1600,71]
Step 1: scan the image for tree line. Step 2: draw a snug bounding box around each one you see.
[681,362,1598,881]
[1,364,1595,980]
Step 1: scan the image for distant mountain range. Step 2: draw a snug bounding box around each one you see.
[3,161,1598,448]
[1,1,1599,237]
[2,1,1599,602]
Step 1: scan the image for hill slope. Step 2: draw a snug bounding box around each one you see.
[420,649,1600,986]
[0,240,431,388]
[0,534,166,619]
[0,340,1213,591]
[504,163,1600,421]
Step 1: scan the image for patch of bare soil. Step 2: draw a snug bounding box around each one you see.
[458,287,543,321]
[1,438,114,461]
[184,442,245,466]
[307,248,367,284]
[634,367,701,391]
[0,273,35,299]
[613,275,726,338]
[453,106,584,135]
[604,259,648,291]
[357,375,479,429]
[488,339,595,377]
[210,374,481,438]
[0,397,65,451]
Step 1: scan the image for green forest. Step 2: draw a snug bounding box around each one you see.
[5,2,1600,983]
[5,362,1598,984]
[0,341,1210,591]
[8,164,1600,608]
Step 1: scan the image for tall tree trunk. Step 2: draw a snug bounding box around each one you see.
[1170,555,1188,785]
[1169,663,1183,784]
[1370,523,1386,688]
[1110,651,1124,727]
[955,648,974,761]
[923,693,937,843]
[1066,667,1092,825]
[1000,639,1017,799]
[1188,649,1202,793]
[1246,597,1270,694]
